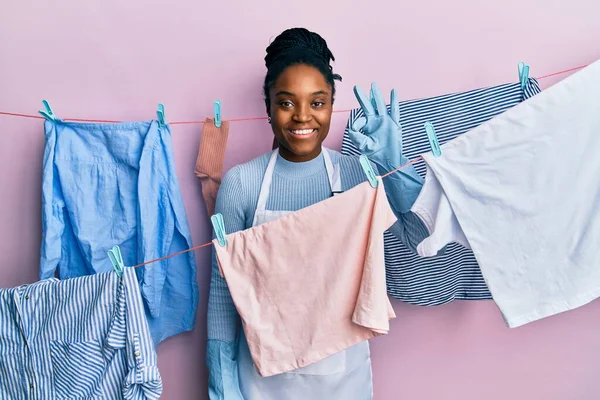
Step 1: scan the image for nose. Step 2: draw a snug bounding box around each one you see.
[292,103,312,123]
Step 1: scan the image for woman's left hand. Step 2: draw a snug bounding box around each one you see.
[348,82,424,214]
[347,82,404,172]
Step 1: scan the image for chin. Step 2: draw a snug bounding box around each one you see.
[286,142,321,156]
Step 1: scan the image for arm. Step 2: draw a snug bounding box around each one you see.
[348,83,445,255]
[206,167,246,400]
[373,159,441,254]
[376,161,434,254]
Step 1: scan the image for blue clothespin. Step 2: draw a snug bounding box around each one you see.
[157,104,166,128]
[424,121,442,157]
[38,100,60,122]
[518,61,530,90]
[359,155,378,188]
[213,100,222,128]
[107,245,125,277]
[211,213,227,247]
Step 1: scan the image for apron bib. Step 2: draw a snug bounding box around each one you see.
[238,147,373,400]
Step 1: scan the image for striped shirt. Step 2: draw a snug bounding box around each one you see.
[341,79,542,305]
[0,267,161,400]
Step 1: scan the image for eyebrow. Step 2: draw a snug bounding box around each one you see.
[275,90,330,96]
[275,91,295,97]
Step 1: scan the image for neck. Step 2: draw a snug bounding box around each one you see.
[278,146,322,162]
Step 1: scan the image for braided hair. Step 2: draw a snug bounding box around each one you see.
[263,28,342,113]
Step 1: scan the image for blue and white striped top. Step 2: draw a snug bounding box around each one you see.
[341,79,541,305]
[0,267,162,400]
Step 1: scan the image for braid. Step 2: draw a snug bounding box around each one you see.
[263,28,342,113]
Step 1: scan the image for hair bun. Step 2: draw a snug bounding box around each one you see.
[265,28,335,69]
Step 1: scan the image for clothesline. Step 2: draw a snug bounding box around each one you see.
[0,63,588,125]
[0,62,588,270]
[132,63,591,268]
[129,156,421,269]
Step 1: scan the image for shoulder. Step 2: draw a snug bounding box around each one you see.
[220,152,271,193]
[216,152,271,223]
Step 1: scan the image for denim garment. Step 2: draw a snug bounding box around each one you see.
[40,119,198,345]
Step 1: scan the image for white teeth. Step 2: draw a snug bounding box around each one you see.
[290,129,315,135]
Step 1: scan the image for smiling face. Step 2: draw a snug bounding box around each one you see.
[268,64,333,162]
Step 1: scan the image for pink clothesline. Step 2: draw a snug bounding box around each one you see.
[0,63,588,125]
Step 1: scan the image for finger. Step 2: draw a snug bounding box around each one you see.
[390,89,400,125]
[351,116,367,132]
[353,85,375,117]
[347,128,370,151]
[369,88,377,112]
[371,83,387,116]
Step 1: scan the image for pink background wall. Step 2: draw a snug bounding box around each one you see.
[1,1,599,399]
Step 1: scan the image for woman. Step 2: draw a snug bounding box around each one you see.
[206,27,430,400]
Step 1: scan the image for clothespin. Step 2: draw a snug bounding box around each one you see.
[38,100,60,122]
[359,155,378,188]
[211,213,227,247]
[107,245,125,277]
[424,121,442,157]
[518,61,530,90]
[213,100,222,127]
[157,104,166,128]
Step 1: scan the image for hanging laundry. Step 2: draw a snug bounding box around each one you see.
[341,79,541,305]
[213,175,396,378]
[40,119,198,345]
[411,59,600,328]
[195,117,230,216]
[208,147,400,400]
[0,267,162,399]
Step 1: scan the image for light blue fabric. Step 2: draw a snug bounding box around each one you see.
[40,119,198,346]
[206,339,244,400]
[207,149,430,399]
[0,267,162,399]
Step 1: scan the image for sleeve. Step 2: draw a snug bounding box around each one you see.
[40,120,66,279]
[376,155,423,215]
[375,159,447,256]
[121,268,163,400]
[206,166,247,400]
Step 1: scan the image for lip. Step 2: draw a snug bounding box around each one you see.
[287,128,318,139]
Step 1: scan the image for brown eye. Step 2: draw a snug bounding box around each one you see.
[279,101,293,108]
[313,101,325,108]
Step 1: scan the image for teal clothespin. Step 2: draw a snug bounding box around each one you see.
[157,104,166,128]
[213,100,222,127]
[38,100,60,122]
[211,213,227,247]
[424,121,442,157]
[518,61,530,90]
[107,245,125,277]
[359,155,378,188]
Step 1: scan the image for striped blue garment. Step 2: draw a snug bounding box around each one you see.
[342,79,541,305]
[0,267,162,400]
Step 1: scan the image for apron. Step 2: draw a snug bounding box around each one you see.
[237,147,374,400]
